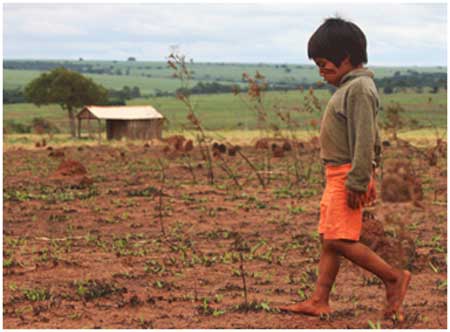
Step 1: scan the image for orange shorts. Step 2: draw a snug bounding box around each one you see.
[319,163,375,241]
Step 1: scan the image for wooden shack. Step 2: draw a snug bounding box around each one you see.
[77,105,164,140]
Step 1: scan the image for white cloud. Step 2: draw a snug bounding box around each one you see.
[19,21,86,37]
[3,3,447,65]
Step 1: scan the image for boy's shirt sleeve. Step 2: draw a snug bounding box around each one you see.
[344,82,378,192]
[374,123,382,168]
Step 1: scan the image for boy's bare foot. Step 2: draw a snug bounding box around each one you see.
[279,300,331,316]
[384,270,411,319]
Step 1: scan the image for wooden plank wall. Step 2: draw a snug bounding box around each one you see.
[106,119,163,140]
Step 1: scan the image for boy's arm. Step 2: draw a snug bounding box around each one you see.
[374,124,382,168]
[345,83,378,193]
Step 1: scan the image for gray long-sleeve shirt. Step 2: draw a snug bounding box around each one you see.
[319,68,381,192]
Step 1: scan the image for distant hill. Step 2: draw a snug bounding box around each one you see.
[3,59,447,96]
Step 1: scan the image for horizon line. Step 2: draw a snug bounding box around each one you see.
[3,58,447,68]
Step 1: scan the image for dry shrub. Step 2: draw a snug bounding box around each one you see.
[165,135,186,151]
[360,213,385,251]
[436,139,447,157]
[78,176,94,187]
[174,139,184,151]
[218,143,227,153]
[282,141,292,151]
[295,136,320,155]
[228,145,240,156]
[360,208,416,270]
[381,160,423,203]
[381,174,411,202]
[255,138,293,152]
[427,138,447,166]
[35,138,46,148]
[272,144,284,158]
[212,142,226,154]
[54,160,87,177]
[427,149,438,166]
[309,136,320,149]
[49,150,65,158]
[184,139,194,152]
[33,124,46,135]
[255,138,269,150]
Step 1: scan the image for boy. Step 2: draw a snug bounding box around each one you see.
[279,17,411,319]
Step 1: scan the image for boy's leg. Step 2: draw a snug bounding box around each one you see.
[279,237,340,315]
[325,239,411,317]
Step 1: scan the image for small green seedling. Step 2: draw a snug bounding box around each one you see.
[368,320,382,329]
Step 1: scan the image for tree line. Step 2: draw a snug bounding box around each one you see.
[377,71,446,94]
[172,71,446,97]
[4,85,141,104]
[5,70,446,105]
[4,60,170,75]
[5,69,446,104]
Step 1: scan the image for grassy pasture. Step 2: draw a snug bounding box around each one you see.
[3,89,447,134]
[4,69,206,95]
[4,60,446,94]
[3,128,446,152]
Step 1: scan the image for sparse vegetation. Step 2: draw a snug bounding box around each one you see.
[2,59,447,329]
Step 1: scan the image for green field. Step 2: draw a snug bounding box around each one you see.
[4,59,446,94]
[4,89,447,133]
[3,69,208,95]
[3,60,447,135]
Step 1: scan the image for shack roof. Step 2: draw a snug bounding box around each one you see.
[79,105,164,120]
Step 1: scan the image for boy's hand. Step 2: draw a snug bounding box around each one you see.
[364,179,377,206]
[347,190,366,209]
[363,168,377,207]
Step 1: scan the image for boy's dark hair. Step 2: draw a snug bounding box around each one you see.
[308,17,367,67]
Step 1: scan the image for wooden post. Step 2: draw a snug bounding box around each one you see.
[98,119,102,142]
[88,117,91,138]
[77,118,81,138]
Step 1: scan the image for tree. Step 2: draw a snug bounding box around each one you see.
[24,67,108,138]
[383,103,405,140]
[131,86,141,98]
[383,86,394,94]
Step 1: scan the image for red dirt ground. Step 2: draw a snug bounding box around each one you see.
[3,139,447,329]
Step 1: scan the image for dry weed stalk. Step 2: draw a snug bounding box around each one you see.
[214,152,243,190]
[236,147,266,189]
[156,158,167,236]
[168,51,215,185]
[272,85,322,184]
[239,252,248,306]
[236,71,269,133]
[182,153,197,184]
[231,234,250,307]
[233,71,273,188]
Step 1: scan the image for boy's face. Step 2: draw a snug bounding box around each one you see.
[313,57,354,86]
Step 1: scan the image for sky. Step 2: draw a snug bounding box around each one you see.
[3,2,448,66]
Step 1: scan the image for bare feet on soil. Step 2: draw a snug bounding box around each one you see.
[279,300,331,316]
[384,270,411,320]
